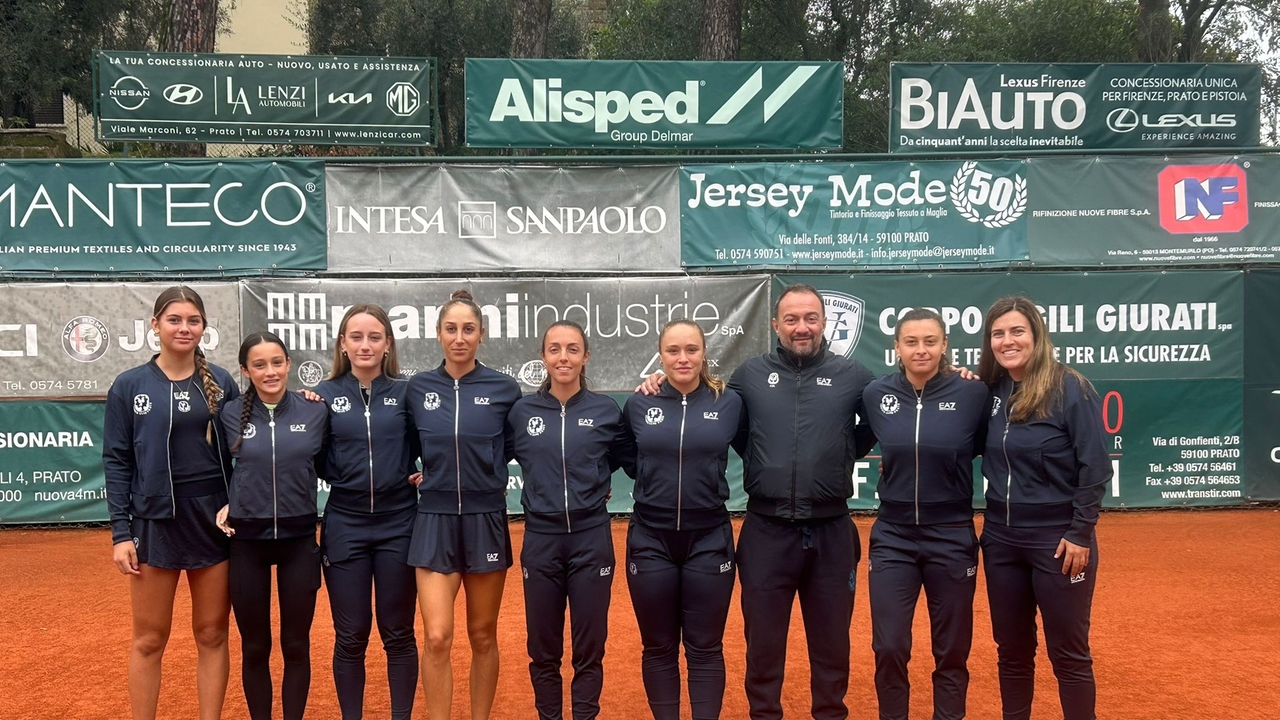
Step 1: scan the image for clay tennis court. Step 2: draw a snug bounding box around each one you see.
[3,510,1277,719]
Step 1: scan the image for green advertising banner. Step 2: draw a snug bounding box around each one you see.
[465,59,843,149]
[891,63,1260,152]
[778,270,1251,508]
[1027,154,1280,265]
[1242,270,1280,501]
[96,52,435,145]
[680,160,1029,268]
[0,160,326,273]
[0,401,108,523]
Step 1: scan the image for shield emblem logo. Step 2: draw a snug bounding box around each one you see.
[821,292,865,358]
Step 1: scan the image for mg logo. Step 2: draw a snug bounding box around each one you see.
[163,84,203,105]
[820,291,865,358]
[1158,164,1248,235]
[458,201,497,239]
[387,82,420,116]
[329,92,372,105]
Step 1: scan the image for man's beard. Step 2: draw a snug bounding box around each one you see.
[785,335,821,358]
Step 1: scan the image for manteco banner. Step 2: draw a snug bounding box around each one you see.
[0,160,326,273]
[0,282,240,398]
[680,160,1030,268]
[326,164,681,272]
[890,63,1260,152]
[96,51,435,145]
[779,270,1249,508]
[465,59,843,149]
[239,276,771,393]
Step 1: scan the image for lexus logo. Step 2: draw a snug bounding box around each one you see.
[1106,107,1139,133]
[164,83,203,105]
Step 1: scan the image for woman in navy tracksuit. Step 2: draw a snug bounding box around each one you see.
[104,286,238,720]
[622,319,743,720]
[408,289,522,720]
[863,308,988,720]
[216,332,329,720]
[507,320,634,720]
[313,304,420,720]
[977,296,1111,720]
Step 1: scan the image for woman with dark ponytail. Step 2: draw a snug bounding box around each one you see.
[408,289,522,720]
[103,286,239,720]
[506,321,634,720]
[216,332,329,720]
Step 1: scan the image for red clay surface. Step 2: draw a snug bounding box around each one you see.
[2,511,1278,719]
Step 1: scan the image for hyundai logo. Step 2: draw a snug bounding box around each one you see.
[164,83,203,106]
[1106,107,1139,133]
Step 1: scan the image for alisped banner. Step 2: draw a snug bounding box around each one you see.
[239,276,771,393]
[890,62,1260,152]
[96,52,435,146]
[1027,154,1280,265]
[0,160,326,273]
[0,401,108,523]
[779,270,1250,508]
[680,160,1029,268]
[465,59,843,149]
[0,283,240,398]
[326,165,681,272]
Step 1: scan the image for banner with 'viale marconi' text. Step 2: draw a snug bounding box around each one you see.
[780,270,1250,509]
[890,63,1260,152]
[0,283,240,398]
[326,164,681,273]
[0,160,326,273]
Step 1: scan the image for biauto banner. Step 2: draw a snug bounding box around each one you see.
[0,160,326,273]
[681,154,1280,268]
[890,62,1260,152]
[96,52,435,146]
[465,59,843,149]
[0,401,107,523]
[0,282,240,398]
[779,270,1252,509]
[326,164,682,273]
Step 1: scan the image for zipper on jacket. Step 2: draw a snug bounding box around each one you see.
[678,394,688,531]
[561,404,570,532]
[1002,388,1012,525]
[362,385,375,513]
[913,385,924,525]
[790,369,801,521]
[268,407,278,539]
[166,382,176,516]
[454,379,462,515]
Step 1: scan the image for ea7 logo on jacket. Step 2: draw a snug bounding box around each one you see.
[645,407,665,425]
[331,396,352,413]
[879,395,900,415]
[474,397,491,405]
[938,402,957,411]
[816,377,832,387]
[423,392,441,410]
[290,424,307,432]
[578,418,594,427]
[703,412,719,420]
[383,397,398,406]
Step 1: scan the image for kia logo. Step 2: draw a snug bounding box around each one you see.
[1106,107,1139,133]
[164,84,203,105]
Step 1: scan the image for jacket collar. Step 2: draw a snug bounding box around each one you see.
[435,360,486,382]
[774,337,831,370]
[659,379,708,401]
[537,385,590,407]
[340,371,391,392]
[252,388,294,413]
[893,368,952,395]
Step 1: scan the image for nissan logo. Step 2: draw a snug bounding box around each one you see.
[164,84,203,105]
[1106,107,1139,133]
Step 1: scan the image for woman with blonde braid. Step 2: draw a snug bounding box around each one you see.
[103,286,239,720]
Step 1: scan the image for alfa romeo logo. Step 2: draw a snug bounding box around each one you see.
[62,316,109,363]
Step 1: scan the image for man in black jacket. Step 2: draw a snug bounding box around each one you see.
[729,284,875,720]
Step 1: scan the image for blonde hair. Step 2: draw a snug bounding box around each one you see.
[329,304,401,380]
[659,319,724,397]
[978,296,1092,422]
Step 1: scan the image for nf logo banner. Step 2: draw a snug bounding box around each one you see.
[1158,165,1248,235]
[465,59,843,149]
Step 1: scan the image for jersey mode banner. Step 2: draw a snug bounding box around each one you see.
[778,270,1250,509]
[0,282,240,398]
[465,58,843,149]
[890,62,1260,152]
[325,164,681,273]
[0,160,327,274]
[96,51,435,146]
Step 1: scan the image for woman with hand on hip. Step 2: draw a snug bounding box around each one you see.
[103,286,239,720]
[622,319,743,720]
[408,289,522,720]
[978,296,1111,720]
[313,304,420,719]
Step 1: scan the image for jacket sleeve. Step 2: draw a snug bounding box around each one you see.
[617,398,639,479]
[102,381,136,545]
[607,404,637,475]
[852,364,877,460]
[727,367,750,461]
[312,412,330,485]
[1063,380,1112,546]
[973,386,992,457]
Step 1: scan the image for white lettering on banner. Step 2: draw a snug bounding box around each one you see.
[330,204,668,236]
[117,319,220,353]
[899,77,1087,131]
[0,182,308,229]
[877,302,1222,336]
[686,173,813,217]
[0,431,94,449]
[0,324,39,357]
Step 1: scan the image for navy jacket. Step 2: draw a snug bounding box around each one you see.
[103,358,239,545]
[409,363,522,515]
[314,372,419,515]
[220,391,329,540]
[622,382,743,531]
[728,339,875,521]
[982,371,1112,546]
[863,370,988,525]
[507,387,634,534]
